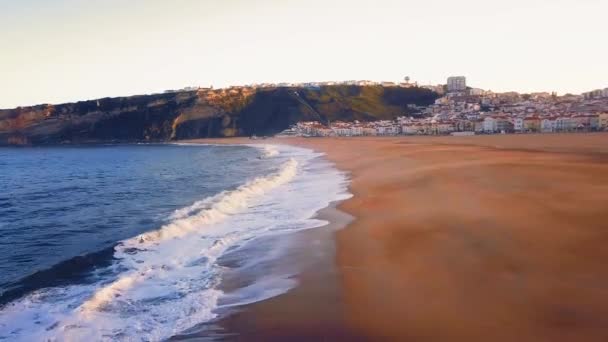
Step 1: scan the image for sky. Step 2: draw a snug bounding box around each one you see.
[0,0,607,108]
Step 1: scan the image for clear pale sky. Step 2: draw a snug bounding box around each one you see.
[1,0,606,108]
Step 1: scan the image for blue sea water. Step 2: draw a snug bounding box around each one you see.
[0,143,351,341]
[0,144,273,298]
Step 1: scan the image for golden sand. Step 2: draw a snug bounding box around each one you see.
[189,133,608,341]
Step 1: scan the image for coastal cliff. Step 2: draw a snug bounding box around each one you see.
[0,85,438,145]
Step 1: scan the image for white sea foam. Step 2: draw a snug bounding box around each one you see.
[0,144,352,341]
[259,144,279,159]
[128,157,298,245]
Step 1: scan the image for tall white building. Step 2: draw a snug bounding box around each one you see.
[447,76,467,92]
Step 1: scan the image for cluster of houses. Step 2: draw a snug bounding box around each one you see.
[279,83,608,137]
[583,88,608,100]
[280,111,608,138]
[170,77,608,137]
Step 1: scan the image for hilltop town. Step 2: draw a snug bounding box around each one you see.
[3,77,607,145]
[273,77,608,137]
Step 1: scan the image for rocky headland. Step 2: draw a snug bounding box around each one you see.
[0,85,437,145]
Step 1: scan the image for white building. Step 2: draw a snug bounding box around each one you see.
[599,112,608,129]
[483,117,497,132]
[436,122,455,134]
[447,76,467,92]
[362,127,377,136]
[376,125,399,135]
[583,89,604,99]
[332,127,351,136]
[555,117,575,131]
[402,124,418,135]
[541,118,557,133]
[513,117,524,132]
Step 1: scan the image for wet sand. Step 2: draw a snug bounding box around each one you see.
[186,133,608,341]
[175,204,358,341]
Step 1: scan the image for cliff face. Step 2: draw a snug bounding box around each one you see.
[0,85,438,145]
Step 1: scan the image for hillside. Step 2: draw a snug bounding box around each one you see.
[0,85,438,145]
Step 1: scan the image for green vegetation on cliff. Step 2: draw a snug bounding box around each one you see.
[0,85,438,145]
[301,85,436,121]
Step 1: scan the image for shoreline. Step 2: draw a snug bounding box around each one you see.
[174,140,357,341]
[182,203,356,341]
[0,142,352,341]
[184,134,608,341]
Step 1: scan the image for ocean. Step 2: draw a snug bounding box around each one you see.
[0,143,350,341]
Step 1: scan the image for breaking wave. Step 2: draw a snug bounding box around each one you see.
[132,157,297,244]
[259,145,280,159]
[82,157,299,312]
[0,144,351,341]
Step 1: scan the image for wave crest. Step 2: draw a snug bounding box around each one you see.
[259,145,279,159]
[0,144,352,341]
[82,158,298,312]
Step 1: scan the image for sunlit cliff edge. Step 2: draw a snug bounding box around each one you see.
[0,85,438,145]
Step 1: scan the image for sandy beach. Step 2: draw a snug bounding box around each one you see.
[186,133,608,341]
